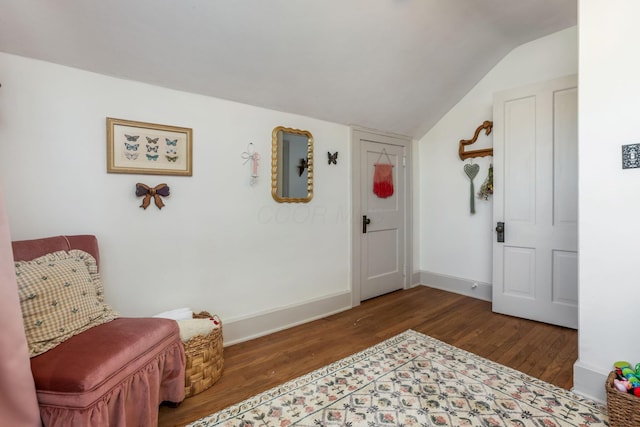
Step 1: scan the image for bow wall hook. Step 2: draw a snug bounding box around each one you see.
[135,183,170,209]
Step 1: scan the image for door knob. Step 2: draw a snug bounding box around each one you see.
[496,221,504,242]
[363,215,371,234]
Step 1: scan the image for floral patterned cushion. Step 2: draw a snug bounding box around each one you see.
[15,250,118,357]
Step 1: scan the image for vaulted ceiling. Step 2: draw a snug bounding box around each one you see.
[0,0,576,138]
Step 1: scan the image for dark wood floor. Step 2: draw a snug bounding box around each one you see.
[158,286,577,427]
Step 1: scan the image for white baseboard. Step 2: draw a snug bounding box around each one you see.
[572,360,607,403]
[411,271,421,286]
[222,271,489,346]
[419,270,492,301]
[222,291,352,346]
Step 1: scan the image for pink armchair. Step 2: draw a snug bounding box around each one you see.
[12,235,185,426]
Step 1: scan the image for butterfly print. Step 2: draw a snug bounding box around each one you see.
[146,154,159,161]
[166,138,177,146]
[124,152,139,160]
[328,151,338,165]
[166,155,178,162]
[146,145,159,153]
[166,148,177,155]
[124,143,139,151]
[125,134,140,142]
[146,137,159,144]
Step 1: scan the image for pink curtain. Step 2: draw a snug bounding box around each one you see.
[0,183,41,425]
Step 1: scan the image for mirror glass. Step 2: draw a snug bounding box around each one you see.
[271,126,313,203]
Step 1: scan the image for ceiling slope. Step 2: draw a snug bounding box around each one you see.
[0,0,576,138]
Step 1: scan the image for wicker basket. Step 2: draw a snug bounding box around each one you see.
[183,311,224,398]
[606,371,640,427]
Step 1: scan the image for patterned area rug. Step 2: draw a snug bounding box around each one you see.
[187,330,607,426]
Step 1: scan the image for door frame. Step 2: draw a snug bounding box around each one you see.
[350,127,414,307]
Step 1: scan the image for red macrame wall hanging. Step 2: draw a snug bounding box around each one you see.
[373,148,394,198]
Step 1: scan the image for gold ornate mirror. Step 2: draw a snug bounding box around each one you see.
[271,126,313,203]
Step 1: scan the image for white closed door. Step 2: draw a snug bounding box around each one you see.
[492,75,578,329]
[360,139,406,301]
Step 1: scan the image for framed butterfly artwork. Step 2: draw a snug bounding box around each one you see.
[106,117,193,176]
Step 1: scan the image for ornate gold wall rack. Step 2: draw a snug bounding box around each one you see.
[458,120,493,160]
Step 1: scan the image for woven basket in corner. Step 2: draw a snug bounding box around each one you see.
[606,371,640,427]
[183,311,224,398]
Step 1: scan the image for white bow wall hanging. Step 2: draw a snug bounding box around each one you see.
[241,142,260,185]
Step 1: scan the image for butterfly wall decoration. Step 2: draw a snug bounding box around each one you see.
[298,158,309,177]
[328,151,338,165]
[107,117,193,176]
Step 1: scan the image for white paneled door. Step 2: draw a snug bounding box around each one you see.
[492,75,578,329]
[359,139,406,301]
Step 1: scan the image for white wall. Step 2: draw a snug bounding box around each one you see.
[0,53,352,343]
[3,22,618,401]
[573,0,640,402]
[417,27,577,297]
